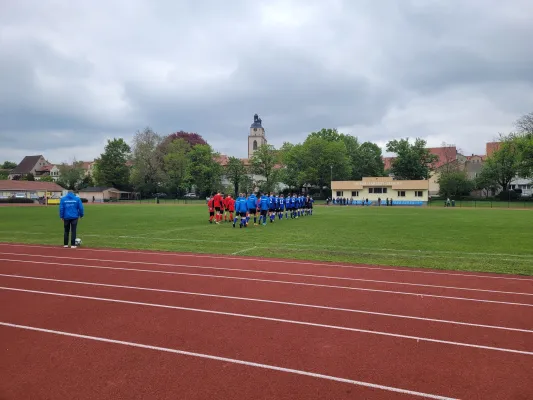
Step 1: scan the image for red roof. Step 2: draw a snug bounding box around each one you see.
[0,180,64,191]
[215,155,251,167]
[383,146,457,170]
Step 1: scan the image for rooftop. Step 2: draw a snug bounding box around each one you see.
[10,155,47,174]
[0,180,64,191]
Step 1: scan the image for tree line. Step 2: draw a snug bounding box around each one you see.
[2,111,531,199]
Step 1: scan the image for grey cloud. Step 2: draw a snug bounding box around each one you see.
[1,0,533,163]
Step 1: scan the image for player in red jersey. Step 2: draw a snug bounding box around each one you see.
[207,195,215,223]
[212,191,223,224]
[225,195,235,224]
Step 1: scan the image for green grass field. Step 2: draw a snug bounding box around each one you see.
[0,204,532,275]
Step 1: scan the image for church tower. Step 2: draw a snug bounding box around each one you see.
[248,113,267,159]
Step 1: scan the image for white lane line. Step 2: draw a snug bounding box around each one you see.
[231,247,258,256]
[1,258,532,307]
[0,322,457,400]
[1,242,532,282]
[1,252,530,296]
[2,287,532,357]
[1,273,531,333]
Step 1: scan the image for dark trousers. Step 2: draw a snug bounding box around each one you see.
[64,218,78,246]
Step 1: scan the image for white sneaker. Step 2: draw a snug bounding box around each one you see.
[71,246,77,249]
[63,245,69,248]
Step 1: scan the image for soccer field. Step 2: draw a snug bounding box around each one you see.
[0,204,532,275]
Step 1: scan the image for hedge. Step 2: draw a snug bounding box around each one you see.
[0,198,35,204]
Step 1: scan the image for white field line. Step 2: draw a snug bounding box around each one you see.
[1,232,533,260]
[0,252,531,297]
[231,247,258,256]
[0,322,457,400]
[2,286,533,357]
[1,242,532,282]
[0,258,532,307]
[1,273,531,334]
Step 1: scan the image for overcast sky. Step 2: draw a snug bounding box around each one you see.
[1,0,533,164]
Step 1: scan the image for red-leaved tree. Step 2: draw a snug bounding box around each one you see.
[164,131,207,148]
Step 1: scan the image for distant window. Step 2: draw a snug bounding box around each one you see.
[336,191,342,197]
[351,191,359,197]
[398,191,406,197]
[369,187,385,194]
[415,191,423,197]
[253,140,258,150]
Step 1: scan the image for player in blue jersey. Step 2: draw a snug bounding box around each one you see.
[268,192,275,223]
[246,193,258,226]
[234,193,246,228]
[284,195,291,219]
[276,194,283,220]
[288,194,293,218]
[258,192,270,225]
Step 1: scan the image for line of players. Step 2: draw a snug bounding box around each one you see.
[207,192,314,228]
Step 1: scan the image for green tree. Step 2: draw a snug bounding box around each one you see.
[250,144,280,193]
[187,144,223,196]
[300,136,351,195]
[438,170,474,198]
[239,174,254,194]
[386,138,438,180]
[78,174,94,190]
[93,138,131,190]
[515,134,533,178]
[0,171,7,180]
[162,138,191,195]
[226,157,247,197]
[130,128,164,196]
[307,128,344,142]
[515,111,533,134]
[1,161,17,170]
[352,142,385,180]
[23,172,35,181]
[279,142,306,191]
[479,138,520,190]
[57,160,85,190]
[39,176,55,183]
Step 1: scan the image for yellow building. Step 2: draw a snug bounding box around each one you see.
[331,177,429,205]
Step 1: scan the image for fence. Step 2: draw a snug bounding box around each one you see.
[428,198,533,209]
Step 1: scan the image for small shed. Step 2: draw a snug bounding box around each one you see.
[78,187,132,202]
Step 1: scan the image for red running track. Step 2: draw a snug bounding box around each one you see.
[0,243,532,399]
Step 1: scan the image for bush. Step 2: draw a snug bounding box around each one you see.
[497,190,521,201]
[0,198,35,204]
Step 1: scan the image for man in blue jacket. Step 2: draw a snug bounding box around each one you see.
[258,192,270,226]
[246,192,258,226]
[234,193,247,229]
[59,191,84,248]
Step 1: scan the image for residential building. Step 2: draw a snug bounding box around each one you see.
[80,161,96,176]
[510,178,533,197]
[8,155,52,180]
